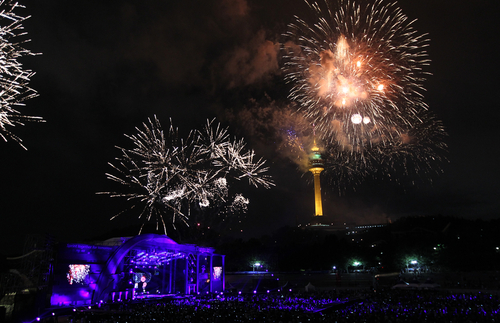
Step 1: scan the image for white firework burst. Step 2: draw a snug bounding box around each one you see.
[0,0,42,149]
[101,116,273,234]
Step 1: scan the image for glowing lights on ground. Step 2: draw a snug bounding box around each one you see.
[40,291,500,321]
[252,262,262,271]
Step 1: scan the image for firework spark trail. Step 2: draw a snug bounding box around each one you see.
[101,116,273,234]
[283,0,431,151]
[372,110,448,182]
[267,105,446,192]
[0,0,41,149]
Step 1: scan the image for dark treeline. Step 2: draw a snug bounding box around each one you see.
[87,215,500,273]
[212,215,500,272]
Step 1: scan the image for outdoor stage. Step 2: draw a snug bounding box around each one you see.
[50,234,225,306]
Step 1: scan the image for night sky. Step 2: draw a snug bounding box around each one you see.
[1,0,498,255]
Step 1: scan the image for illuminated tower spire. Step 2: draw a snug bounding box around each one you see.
[309,132,324,218]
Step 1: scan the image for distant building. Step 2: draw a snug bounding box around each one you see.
[302,221,387,237]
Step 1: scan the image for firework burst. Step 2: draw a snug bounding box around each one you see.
[284,0,431,151]
[0,0,41,149]
[268,104,446,193]
[372,109,448,183]
[101,116,273,234]
[320,109,447,192]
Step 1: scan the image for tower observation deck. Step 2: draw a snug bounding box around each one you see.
[309,140,324,218]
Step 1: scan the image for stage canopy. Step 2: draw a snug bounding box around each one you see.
[50,234,225,306]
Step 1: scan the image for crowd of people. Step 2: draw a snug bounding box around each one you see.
[57,289,499,323]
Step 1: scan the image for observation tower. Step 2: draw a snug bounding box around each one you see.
[309,138,324,221]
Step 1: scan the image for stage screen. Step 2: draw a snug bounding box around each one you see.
[213,266,222,281]
[67,264,90,285]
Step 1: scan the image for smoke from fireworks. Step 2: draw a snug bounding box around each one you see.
[0,1,41,149]
[101,116,273,234]
[283,0,431,151]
